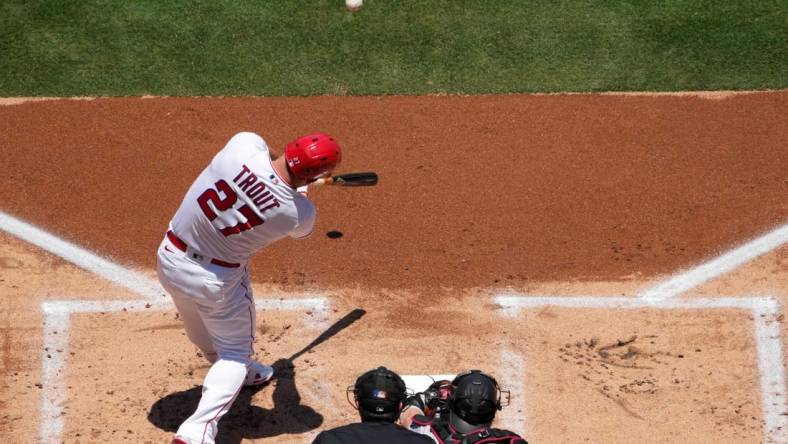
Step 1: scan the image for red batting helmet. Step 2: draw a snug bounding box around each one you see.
[285,133,342,181]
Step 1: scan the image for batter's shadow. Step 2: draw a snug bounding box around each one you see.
[147,358,322,443]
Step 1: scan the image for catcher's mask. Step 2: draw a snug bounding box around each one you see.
[448,370,511,433]
[423,379,454,417]
[346,366,407,423]
[285,133,341,181]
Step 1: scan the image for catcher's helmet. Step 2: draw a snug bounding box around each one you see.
[351,366,407,423]
[448,370,502,432]
[285,133,341,181]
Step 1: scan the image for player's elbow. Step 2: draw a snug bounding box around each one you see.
[290,231,313,240]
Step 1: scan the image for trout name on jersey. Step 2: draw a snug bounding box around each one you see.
[233,164,280,212]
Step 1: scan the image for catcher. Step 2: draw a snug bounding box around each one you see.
[401,370,528,444]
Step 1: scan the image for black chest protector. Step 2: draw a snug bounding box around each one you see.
[410,415,527,444]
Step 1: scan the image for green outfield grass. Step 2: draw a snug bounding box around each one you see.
[0,0,786,96]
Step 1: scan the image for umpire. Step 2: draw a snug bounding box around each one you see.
[312,366,433,444]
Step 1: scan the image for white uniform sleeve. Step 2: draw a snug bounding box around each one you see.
[289,195,316,239]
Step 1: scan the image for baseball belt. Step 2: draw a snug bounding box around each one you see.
[166,230,240,268]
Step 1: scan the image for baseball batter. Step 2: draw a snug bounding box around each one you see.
[157,131,341,444]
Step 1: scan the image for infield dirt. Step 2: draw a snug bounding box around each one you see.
[0,92,786,443]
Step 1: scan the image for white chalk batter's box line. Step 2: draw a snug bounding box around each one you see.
[495,293,787,444]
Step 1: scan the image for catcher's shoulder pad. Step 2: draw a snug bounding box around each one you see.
[463,427,528,444]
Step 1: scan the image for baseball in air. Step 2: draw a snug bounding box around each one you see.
[346,0,363,12]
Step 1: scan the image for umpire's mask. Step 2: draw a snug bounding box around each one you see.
[353,366,406,423]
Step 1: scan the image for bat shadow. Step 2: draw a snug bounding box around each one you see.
[147,358,321,443]
[148,308,367,443]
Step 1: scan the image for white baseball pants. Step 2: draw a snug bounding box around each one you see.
[156,236,256,444]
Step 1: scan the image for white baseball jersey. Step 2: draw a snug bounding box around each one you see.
[170,132,315,264]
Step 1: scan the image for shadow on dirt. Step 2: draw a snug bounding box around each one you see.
[148,358,322,443]
[148,309,367,443]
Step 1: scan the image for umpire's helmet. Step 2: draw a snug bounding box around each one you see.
[448,370,502,433]
[285,133,341,181]
[352,366,407,422]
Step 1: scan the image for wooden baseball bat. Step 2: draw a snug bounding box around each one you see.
[313,172,378,187]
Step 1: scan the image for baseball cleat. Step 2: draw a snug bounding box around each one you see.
[171,437,188,444]
[244,362,274,386]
